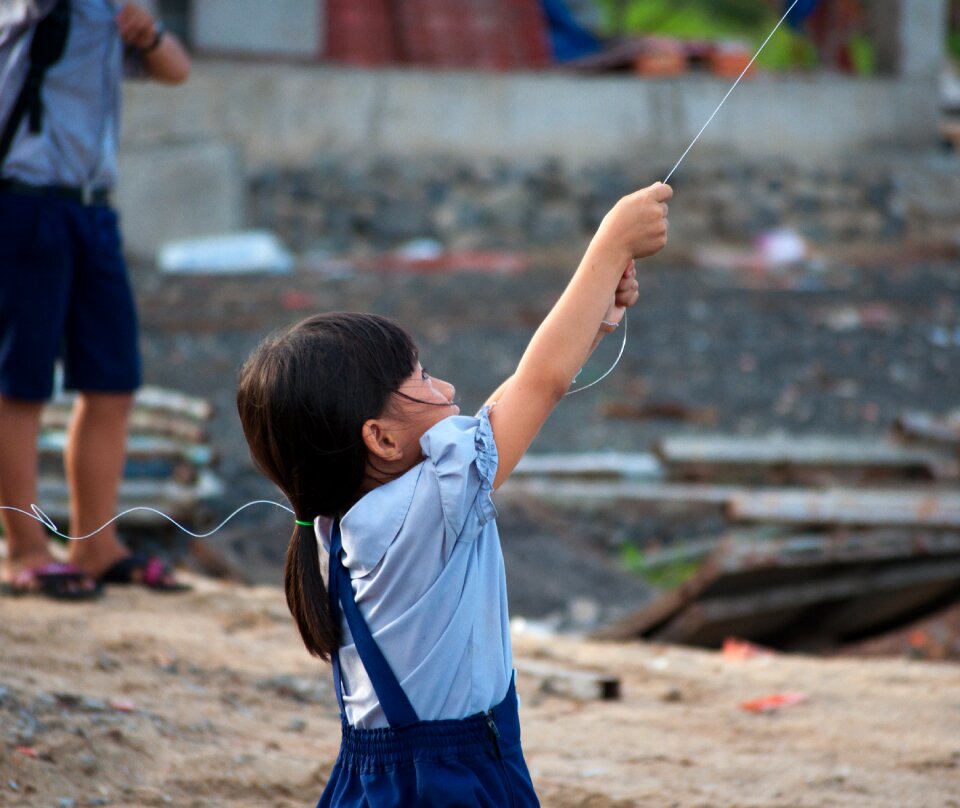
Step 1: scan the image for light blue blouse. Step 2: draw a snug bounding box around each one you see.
[315,407,512,729]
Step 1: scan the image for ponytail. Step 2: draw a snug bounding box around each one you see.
[284,522,339,660]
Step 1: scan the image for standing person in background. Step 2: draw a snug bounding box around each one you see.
[0,1,190,599]
[787,0,862,72]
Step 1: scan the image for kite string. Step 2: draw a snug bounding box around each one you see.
[0,500,294,542]
[570,0,803,392]
[663,0,801,184]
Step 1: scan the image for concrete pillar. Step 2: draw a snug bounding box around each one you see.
[870,0,947,78]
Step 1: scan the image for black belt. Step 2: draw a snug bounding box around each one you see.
[0,178,111,206]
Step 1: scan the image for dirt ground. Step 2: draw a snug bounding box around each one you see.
[2,577,959,808]
[3,243,959,806]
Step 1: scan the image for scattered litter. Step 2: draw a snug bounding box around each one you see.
[363,249,527,275]
[928,326,960,348]
[516,659,620,701]
[280,290,317,311]
[510,616,558,638]
[822,303,899,332]
[661,686,684,703]
[158,230,294,275]
[96,654,121,672]
[739,691,808,713]
[602,400,719,425]
[300,251,354,279]
[15,746,38,759]
[396,238,444,261]
[755,228,808,267]
[109,698,136,713]
[722,637,774,661]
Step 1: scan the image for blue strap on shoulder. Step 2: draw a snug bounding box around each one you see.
[328,518,419,728]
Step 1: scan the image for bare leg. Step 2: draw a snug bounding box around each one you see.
[0,397,54,575]
[65,392,134,576]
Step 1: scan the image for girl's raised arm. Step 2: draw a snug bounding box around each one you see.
[485,182,672,490]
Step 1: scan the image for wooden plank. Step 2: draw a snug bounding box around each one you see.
[655,434,957,481]
[894,410,960,449]
[715,529,960,571]
[728,488,960,529]
[499,479,744,507]
[35,471,225,529]
[654,558,960,646]
[514,659,620,701]
[47,385,213,423]
[592,529,960,642]
[513,452,662,480]
[38,432,215,468]
[41,408,208,443]
[592,555,724,641]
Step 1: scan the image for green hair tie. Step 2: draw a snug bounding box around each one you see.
[295,519,313,527]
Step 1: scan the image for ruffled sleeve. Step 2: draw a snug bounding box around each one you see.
[418,406,498,543]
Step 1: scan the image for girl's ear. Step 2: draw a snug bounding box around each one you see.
[362,419,403,462]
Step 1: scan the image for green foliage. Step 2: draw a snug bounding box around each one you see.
[596,0,872,73]
[950,30,960,64]
[620,543,702,591]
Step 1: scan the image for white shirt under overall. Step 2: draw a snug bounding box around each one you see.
[315,407,513,729]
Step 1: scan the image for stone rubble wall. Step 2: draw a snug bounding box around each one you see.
[247,153,960,256]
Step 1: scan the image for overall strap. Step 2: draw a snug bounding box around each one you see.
[0,0,72,169]
[329,519,419,728]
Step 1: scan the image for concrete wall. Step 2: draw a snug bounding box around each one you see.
[117,0,947,256]
[123,62,942,168]
[190,0,323,59]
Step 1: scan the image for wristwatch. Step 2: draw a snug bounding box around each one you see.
[142,21,166,54]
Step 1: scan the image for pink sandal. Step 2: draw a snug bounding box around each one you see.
[1,562,102,600]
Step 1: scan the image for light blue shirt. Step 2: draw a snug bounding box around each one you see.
[0,0,144,188]
[315,407,513,729]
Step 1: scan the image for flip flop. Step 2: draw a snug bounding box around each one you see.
[1,562,103,601]
[98,553,191,592]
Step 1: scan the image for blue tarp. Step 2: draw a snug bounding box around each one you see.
[785,0,821,30]
[541,0,602,62]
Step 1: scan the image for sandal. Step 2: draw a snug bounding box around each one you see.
[1,562,103,601]
[98,553,191,592]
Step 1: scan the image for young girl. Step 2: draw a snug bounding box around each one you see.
[236,181,672,807]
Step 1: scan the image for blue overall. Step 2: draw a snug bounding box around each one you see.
[317,520,540,808]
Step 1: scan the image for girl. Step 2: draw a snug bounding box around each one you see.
[236,181,672,807]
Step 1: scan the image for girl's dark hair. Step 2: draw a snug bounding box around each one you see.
[236,312,418,659]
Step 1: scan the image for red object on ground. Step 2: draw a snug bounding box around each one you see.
[739,691,808,713]
[722,636,775,661]
[396,0,551,70]
[325,0,398,66]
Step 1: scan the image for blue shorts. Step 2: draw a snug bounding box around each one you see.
[0,190,141,401]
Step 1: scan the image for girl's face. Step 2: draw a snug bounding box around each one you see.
[389,363,459,465]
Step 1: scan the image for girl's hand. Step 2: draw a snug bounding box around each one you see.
[614,261,639,310]
[597,182,672,262]
[601,262,639,330]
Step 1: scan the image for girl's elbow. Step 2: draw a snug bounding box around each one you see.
[543,375,570,404]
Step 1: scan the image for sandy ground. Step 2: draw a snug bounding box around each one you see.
[2,576,959,808]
